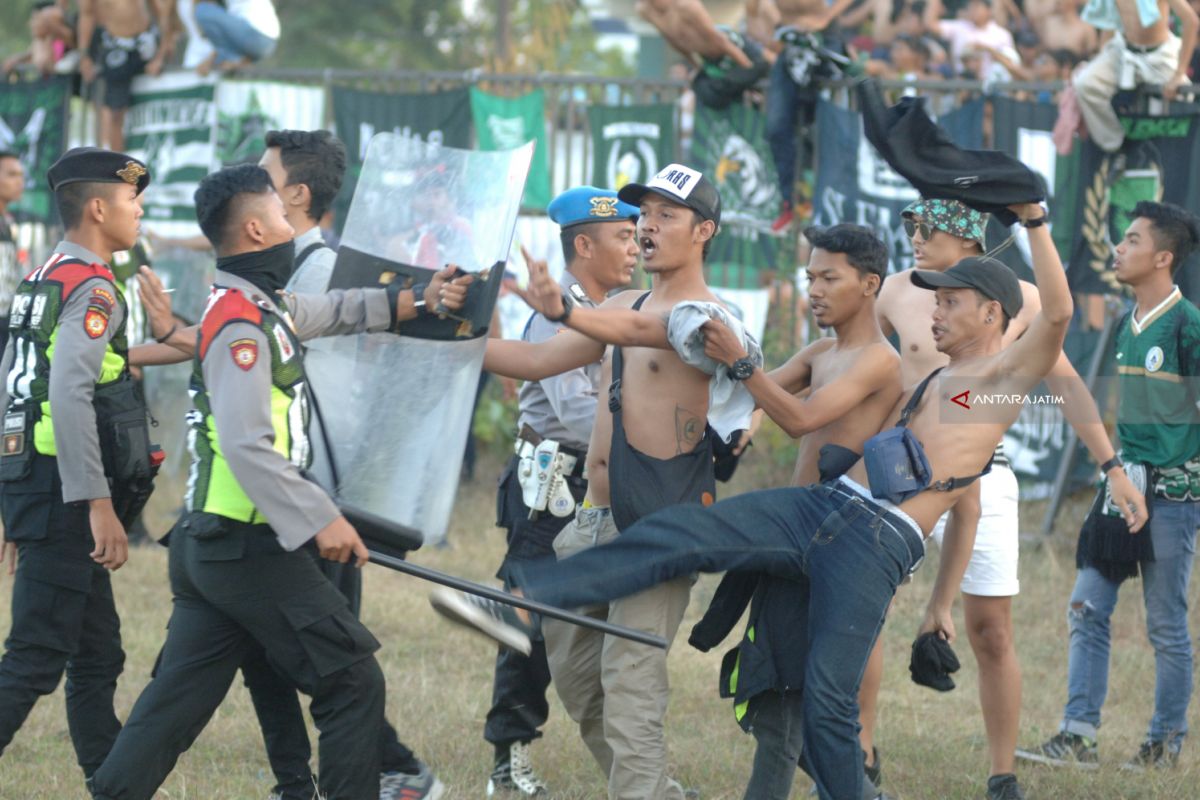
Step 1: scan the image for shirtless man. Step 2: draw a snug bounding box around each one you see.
[638,0,755,68]
[1073,0,1198,151]
[1036,0,1099,58]
[78,0,174,151]
[690,223,902,800]
[433,164,727,800]
[870,198,1147,800]
[466,200,1147,800]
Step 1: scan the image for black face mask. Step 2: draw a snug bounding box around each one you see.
[216,239,296,296]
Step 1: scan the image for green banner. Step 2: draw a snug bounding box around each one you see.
[1058,112,1200,299]
[125,73,218,235]
[690,103,783,288]
[0,77,69,224]
[470,87,550,210]
[587,104,675,191]
[216,80,326,166]
[332,86,472,228]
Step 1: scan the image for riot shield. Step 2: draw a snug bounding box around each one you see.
[307,136,533,548]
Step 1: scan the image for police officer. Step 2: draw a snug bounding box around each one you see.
[0,147,149,778]
[484,186,638,796]
[86,163,471,800]
[255,128,444,800]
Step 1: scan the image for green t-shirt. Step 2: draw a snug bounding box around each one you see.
[1115,288,1200,491]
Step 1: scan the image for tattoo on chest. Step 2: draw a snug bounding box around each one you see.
[675,405,703,454]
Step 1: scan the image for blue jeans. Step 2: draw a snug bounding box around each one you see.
[517,481,924,800]
[766,56,801,205]
[1062,498,1200,747]
[194,1,276,64]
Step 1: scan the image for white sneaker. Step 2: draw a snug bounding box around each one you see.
[486,741,548,796]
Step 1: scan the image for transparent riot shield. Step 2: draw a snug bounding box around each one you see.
[306,135,533,548]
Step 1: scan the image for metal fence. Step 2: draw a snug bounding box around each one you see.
[26,67,1195,357]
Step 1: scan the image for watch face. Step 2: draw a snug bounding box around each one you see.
[731,359,754,380]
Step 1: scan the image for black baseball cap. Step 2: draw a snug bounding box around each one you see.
[910,256,1023,318]
[618,163,721,227]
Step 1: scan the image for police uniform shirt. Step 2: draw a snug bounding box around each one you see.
[200,269,393,549]
[515,272,600,452]
[286,225,337,295]
[0,240,126,504]
[1115,286,1200,472]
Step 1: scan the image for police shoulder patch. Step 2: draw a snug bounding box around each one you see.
[84,307,109,339]
[230,338,259,371]
[88,286,116,312]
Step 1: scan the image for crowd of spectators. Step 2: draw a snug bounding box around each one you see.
[2,1,279,149]
[644,0,1199,228]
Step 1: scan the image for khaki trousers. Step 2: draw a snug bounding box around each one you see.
[1073,32,1185,152]
[543,506,691,799]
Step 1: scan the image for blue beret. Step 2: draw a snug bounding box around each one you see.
[547,186,638,230]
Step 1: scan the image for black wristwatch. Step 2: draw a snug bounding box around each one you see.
[546,291,575,323]
[410,282,430,317]
[1021,213,1048,229]
[729,356,756,381]
[1100,455,1123,474]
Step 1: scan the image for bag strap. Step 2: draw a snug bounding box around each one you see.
[898,367,944,428]
[608,291,651,412]
[930,453,993,493]
[295,242,327,272]
[897,365,992,493]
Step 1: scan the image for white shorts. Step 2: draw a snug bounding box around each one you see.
[930,464,1020,597]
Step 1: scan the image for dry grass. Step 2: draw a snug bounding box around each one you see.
[1,448,1197,799]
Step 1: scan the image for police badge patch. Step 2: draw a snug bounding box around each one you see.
[590,196,620,218]
[230,338,259,371]
[84,307,109,338]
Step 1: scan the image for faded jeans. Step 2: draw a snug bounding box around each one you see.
[515,479,925,800]
[1061,497,1200,747]
[194,1,276,64]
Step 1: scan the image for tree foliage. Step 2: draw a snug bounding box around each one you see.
[271,0,631,76]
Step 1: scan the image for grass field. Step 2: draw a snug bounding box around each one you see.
[0,445,1197,799]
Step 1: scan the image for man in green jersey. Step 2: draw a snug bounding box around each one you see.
[1018,201,1200,770]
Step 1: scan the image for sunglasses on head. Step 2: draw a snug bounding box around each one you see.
[903,219,937,240]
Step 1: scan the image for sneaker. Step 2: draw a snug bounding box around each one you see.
[1120,739,1180,771]
[487,741,548,796]
[380,761,446,800]
[1015,731,1099,769]
[986,773,1026,800]
[771,202,794,233]
[429,588,532,655]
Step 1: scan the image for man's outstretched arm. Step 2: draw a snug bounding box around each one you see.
[521,248,672,349]
[1045,352,1148,531]
[997,204,1073,382]
[704,319,900,438]
[484,332,605,382]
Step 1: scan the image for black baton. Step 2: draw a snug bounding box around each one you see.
[367,550,668,650]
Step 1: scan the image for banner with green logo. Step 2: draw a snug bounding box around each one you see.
[470,87,550,209]
[332,87,472,227]
[0,77,70,224]
[126,73,218,236]
[587,103,675,190]
[216,80,326,166]
[1058,112,1200,300]
[690,103,784,290]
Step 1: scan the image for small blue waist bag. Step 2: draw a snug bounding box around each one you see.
[863,368,991,505]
